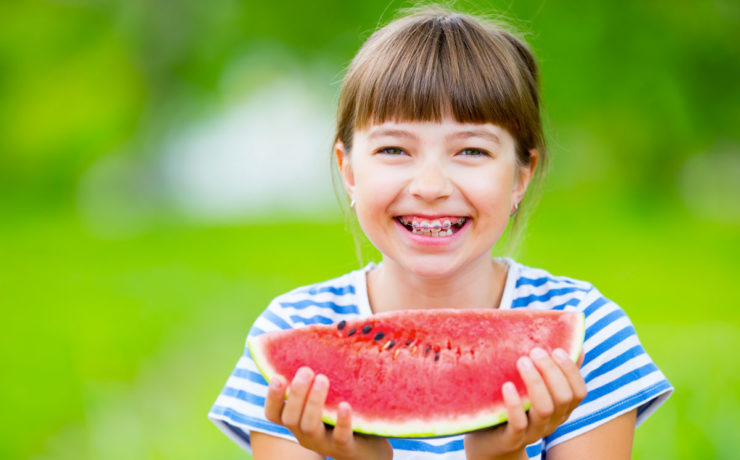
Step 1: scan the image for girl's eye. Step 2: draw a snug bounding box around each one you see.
[379,147,405,156]
[458,148,488,157]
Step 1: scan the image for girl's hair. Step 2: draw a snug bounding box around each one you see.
[333,4,548,260]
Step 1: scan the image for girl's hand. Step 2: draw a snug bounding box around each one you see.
[264,367,393,460]
[464,347,587,460]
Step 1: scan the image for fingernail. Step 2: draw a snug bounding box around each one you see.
[313,374,328,391]
[269,378,282,391]
[518,356,534,371]
[295,367,313,382]
[553,348,569,362]
[530,347,547,360]
[502,382,517,397]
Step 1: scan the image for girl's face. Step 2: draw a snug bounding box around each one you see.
[337,118,537,279]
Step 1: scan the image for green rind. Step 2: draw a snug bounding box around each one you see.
[319,400,532,438]
[247,311,586,438]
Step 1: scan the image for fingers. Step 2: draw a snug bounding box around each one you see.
[501,381,527,444]
[517,354,553,436]
[300,374,330,437]
[332,401,355,447]
[264,375,287,424]
[281,367,315,429]
[530,348,573,423]
[552,348,588,410]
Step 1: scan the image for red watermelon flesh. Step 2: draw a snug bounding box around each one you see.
[248,309,585,437]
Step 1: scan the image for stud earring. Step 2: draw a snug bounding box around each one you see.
[350,199,356,209]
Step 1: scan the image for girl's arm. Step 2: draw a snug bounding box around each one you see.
[547,409,636,459]
[251,431,324,459]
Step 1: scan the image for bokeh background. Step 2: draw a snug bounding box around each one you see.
[1,0,739,458]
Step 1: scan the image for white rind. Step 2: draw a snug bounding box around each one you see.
[247,311,585,438]
[571,312,586,363]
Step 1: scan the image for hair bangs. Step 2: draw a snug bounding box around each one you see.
[341,13,537,151]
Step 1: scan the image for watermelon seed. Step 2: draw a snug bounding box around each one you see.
[337,320,346,330]
[447,340,452,350]
[374,332,385,341]
[362,325,372,334]
[404,339,413,347]
[434,351,440,361]
[425,345,431,356]
[384,340,396,350]
[393,348,401,359]
[411,346,418,354]
[347,328,357,337]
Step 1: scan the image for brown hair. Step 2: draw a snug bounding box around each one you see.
[333,4,548,258]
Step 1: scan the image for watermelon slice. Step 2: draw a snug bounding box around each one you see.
[248,309,585,438]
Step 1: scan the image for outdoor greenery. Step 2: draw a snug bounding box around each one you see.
[1,1,738,459]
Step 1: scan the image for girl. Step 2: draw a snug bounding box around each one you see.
[209,6,672,460]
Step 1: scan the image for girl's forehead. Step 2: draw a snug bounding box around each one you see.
[357,118,514,142]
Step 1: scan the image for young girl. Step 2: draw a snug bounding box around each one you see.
[209,6,672,460]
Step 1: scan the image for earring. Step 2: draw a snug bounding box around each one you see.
[510,202,519,218]
[350,199,356,209]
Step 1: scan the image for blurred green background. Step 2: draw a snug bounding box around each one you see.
[1,0,739,459]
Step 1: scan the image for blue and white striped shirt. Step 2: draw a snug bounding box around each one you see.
[209,259,673,459]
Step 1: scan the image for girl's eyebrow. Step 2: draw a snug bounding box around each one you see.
[447,129,501,146]
[367,128,419,141]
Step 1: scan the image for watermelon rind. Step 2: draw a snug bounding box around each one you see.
[247,311,584,438]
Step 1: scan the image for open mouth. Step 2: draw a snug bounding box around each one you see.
[396,216,468,237]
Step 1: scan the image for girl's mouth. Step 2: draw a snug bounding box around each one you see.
[395,216,468,237]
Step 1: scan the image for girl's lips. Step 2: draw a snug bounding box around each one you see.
[393,216,471,246]
[396,216,468,231]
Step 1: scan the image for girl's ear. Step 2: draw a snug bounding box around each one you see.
[335,141,355,199]
[512,148,539,204]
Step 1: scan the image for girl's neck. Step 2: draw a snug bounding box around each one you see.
[366,256,509,313]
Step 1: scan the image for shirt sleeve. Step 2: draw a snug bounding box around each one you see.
[544,289,673,451]
[208,301,301,453]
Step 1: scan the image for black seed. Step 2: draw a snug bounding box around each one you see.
[373,332,385,341]
[404,339,413,347]
[347,328,357,337]
[337,320,346,330]
[387,340,396,349]
[425,345,431,356]
[362,324,372,334]
[434,351,440,361]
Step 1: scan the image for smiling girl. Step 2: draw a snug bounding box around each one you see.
[209,6,672,459]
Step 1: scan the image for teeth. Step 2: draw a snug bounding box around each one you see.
[400,216,466,237]
[410,227,453,237]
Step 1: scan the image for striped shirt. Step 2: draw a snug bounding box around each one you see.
[209,258,673,459]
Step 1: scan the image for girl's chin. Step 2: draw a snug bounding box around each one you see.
[392,256,465,280]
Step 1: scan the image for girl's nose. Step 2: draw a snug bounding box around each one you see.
[408,160,453,201]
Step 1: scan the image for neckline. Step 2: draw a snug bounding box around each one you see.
[354,258,519,317]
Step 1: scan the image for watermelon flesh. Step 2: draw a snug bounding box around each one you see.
[248,309,585,438]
